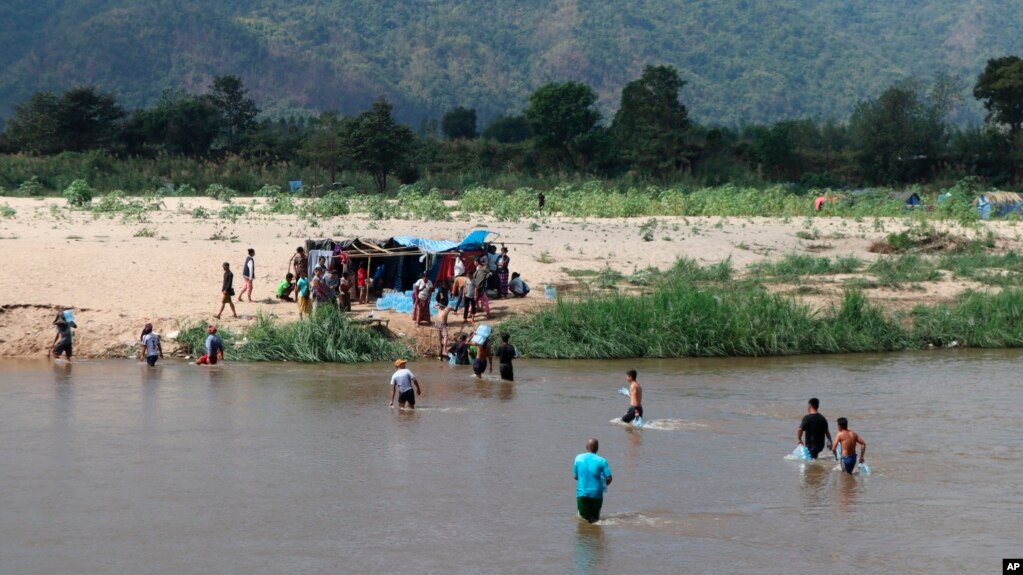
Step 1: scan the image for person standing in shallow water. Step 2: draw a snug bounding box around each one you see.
[832,417,867,474]
[574,438,612,523]
[495,332,517,381]
[621,370,643,424]
[797,397,832,460]
[389,359,421,410]
[139,323,163,366]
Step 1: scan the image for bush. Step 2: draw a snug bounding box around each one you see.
[0,203,16,218]
[301,192,349,218]
[18,177,44,197]
[205,183,237,202]
[62,179,94,207]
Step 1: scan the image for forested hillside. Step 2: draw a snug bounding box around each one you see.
[1,0,1022,124]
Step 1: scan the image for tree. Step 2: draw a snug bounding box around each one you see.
[524,81,601,166]
[441,106,477,140]
[209,75,259,153]
[126,91,222,157]
[4,87,125,154]
[341,97,414,193]
[973,56,1023,139]
[849,79,951,183]
[4,92,61,154]
[481,115,532,143]
[611,65,690,176]
[300,112,346,185]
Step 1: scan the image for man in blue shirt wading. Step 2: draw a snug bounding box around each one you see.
[573,438,612,523]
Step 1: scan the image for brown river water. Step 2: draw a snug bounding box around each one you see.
[0,351,1019,574]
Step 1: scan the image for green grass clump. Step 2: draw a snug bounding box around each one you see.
[868,255,941,288]
[937,253,1023,286]
[749,254,863,280]
[178,308,409,363]
[0,203,15,218]
[910,289,1023,348]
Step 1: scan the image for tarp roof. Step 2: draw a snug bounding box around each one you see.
[390,236,459,254]
[458,229,497,250]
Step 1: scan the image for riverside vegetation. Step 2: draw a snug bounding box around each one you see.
[502,248,1023,359]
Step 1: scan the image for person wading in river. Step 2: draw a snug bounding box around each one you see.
[389,359,422,410]
[797,397,832,460]
[621,370,644,424]
[574,438,612,523]
[832,417,867,475]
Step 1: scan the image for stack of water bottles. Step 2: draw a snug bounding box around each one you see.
[375,290,437,317]
[792,444,813,461]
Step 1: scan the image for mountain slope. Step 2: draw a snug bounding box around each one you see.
[1,0,1021,125]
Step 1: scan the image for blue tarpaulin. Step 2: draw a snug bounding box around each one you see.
[458,229,496,251]
[390,236,459,254]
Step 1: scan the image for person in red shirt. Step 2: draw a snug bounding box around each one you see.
[356,264,368,304]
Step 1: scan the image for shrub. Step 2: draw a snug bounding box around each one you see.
[18,177,44,197]
[205,183,237,202]
[301,192,349,218]
[62,179,94,207]
[0,203,15,218]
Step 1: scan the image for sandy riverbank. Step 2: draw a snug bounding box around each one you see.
[0,196,1016,358]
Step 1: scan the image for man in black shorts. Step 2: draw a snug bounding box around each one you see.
[389,359,422,410]
[495,333,517,381]
[797,397,832,459]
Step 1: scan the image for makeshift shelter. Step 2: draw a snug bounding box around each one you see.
[433,230,499,284]
[889,191,922,208]
[975,191,1023,220]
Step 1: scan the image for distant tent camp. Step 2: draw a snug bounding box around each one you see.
[889,191,922,209]
[975,191,1023,220]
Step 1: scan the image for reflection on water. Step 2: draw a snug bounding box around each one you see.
[0,350,1021,574]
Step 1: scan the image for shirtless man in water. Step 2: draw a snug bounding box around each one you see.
[832,417,867,474]
[621,370,643,424]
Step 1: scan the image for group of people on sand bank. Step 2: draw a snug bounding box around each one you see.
[575,376,870,525]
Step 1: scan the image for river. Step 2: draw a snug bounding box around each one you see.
[0,351,1018,574]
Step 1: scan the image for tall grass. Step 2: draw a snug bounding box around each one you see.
[503,259,1023,359]
[502,283,908,359]
[177,308,409,363]
[910,289,1023,348]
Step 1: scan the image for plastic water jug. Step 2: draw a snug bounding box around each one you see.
[544,285,557,299]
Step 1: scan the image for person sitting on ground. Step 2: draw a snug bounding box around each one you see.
[449,334,471,365]
[139,323,163,366]
[277,273,296,302]
[832,417,867,475]
[508,272,530,298]
[196,325,224,365]
[51,312,74,362]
